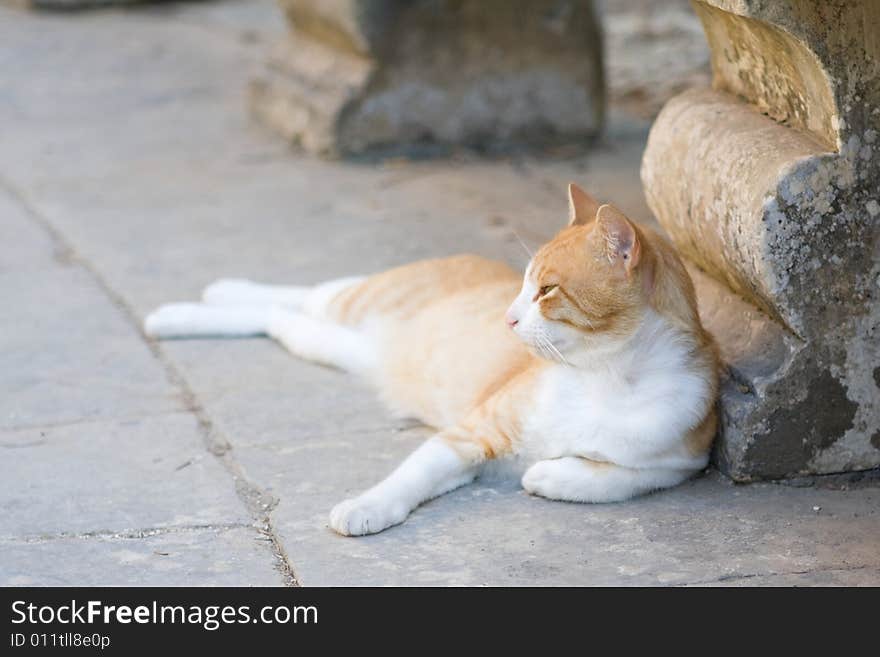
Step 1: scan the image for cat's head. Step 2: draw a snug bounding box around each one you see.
[505,183,659,365]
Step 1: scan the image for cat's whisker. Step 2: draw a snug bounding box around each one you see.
[538,337,553,361]
[511,227,534,259]
[536,333,569,366]
[536,335,551,357]
[543,335,570,366]
[533,334,547,358]
[552,345,568,366]
[541,336,555,359]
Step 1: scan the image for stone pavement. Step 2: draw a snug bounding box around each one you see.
[1,1,878,586]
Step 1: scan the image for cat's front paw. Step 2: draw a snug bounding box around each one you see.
[201,278,258,305]
[329,494,409,536]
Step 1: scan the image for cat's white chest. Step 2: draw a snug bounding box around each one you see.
[521,354,708,469]
[523,367,633,460]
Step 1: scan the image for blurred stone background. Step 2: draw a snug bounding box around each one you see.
[599,0,709,118]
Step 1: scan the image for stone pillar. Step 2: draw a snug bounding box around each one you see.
[642,0,880,480]
[250,0,605,156]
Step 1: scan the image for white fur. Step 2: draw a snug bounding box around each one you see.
[144,303,271,338]
[301,277,365,320]
[521,311,712,472]
[267,307,375,375]
[145,276,364,341]
[329,437,474,536]
[202,278,310,307]
[511,308,711,503]
[521,457,692,502]
[144,270,712,536]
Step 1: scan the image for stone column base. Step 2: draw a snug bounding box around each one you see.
[251,0,605,157]
[642,0,880,480]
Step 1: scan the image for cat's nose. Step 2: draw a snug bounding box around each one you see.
[505,311,519,329]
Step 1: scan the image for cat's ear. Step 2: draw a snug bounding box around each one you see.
[596,204,640,274]
[568,183,600,226]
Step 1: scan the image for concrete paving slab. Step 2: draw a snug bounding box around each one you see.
[0,190,58,273]
[161,339,394,447]
[0,267,184,429]
[0,413,252,538]
[234,426,880,586]
[0,527,283,586]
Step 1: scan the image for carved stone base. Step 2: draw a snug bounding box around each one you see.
[251,0,605,156]
[642,0,880,480]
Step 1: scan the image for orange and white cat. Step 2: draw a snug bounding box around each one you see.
[145,184,719,536]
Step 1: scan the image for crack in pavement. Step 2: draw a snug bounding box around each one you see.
[0,440,48,449]
[0,176,298,586]
[2,523,254,544]
[0,408,192,435]
[681,562,880,586]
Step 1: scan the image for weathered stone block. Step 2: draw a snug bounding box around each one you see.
[642,0,880,479]
[251,0,605,155]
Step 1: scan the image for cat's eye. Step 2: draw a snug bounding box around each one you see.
[537,284,557,298]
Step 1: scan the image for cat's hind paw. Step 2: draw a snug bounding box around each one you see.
[329,495,409,536]
[144,302,269,339]
[144,303,205,339]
